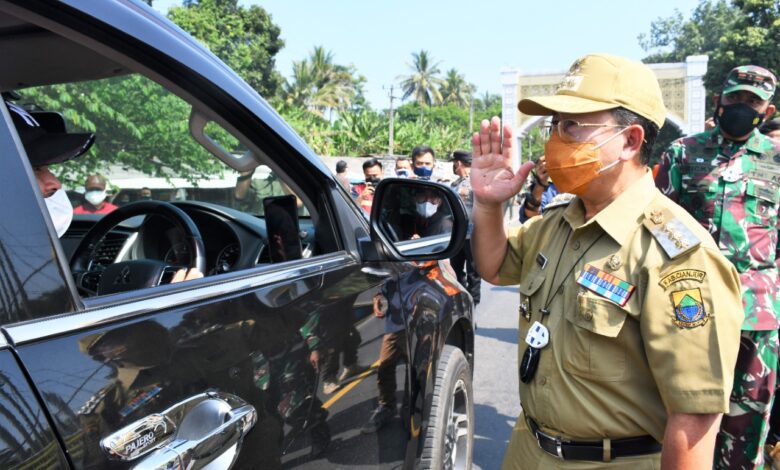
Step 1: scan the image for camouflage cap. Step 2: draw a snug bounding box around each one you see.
[723,65,776,101]
[518,53,667,128]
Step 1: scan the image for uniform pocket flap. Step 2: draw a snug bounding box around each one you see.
[519,270,545,297]
[746,179,780,204]
[568,294,628,338]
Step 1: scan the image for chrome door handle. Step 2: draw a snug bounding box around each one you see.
[102,391,257,470]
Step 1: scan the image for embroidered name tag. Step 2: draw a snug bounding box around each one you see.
[658,269,706,289]
[576,264,635,307]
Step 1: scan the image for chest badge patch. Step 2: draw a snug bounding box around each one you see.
[576,264,635,307]
[671,288,709,328]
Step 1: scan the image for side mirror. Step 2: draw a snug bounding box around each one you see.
[365,178,468,262]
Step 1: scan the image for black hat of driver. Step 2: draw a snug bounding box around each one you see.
[7,101,95,166]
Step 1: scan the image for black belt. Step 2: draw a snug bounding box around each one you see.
[526,416,661,461]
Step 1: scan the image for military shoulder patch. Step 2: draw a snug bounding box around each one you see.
[671,288,710,328]
[658,269,706,289]
[642,207,701,259]
[543,193,575,211]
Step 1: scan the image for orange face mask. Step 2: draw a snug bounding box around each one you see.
[543,129,626,195]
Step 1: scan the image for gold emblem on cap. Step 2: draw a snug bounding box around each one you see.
[649,209,664,225]
[606,254,622,271]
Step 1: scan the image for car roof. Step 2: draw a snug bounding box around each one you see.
[0,0,332,177]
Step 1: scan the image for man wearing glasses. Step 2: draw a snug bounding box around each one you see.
[655,65,780,470]
[470,53,743,468]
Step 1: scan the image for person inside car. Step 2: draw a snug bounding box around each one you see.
[7,100,202,283]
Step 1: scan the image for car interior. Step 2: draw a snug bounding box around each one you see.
[0,7,343,302]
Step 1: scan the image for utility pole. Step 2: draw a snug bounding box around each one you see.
[468,95,474,134]
[387,85,397,156]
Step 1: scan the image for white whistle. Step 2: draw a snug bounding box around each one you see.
[525,321,549,348]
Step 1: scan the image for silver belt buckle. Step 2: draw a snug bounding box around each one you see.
[535,427,564,460]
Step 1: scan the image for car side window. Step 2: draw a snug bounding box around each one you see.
[11,70,337,305]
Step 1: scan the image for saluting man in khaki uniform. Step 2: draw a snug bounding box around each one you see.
[471,53,744,469]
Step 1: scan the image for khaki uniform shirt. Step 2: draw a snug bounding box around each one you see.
[497,172,742,443]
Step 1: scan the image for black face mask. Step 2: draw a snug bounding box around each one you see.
[715,100,764,138]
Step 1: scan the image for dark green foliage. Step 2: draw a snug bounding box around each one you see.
[640,0,780,114]
[168,0,284,98]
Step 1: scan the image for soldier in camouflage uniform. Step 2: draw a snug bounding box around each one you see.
[655,65,780,470]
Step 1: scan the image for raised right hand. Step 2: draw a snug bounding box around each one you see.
[471,117,534,206]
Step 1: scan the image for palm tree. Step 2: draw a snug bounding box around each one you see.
[281,46,363,117]
[398,50,444,107]
[475,91,501,112]
[439,69,475,107]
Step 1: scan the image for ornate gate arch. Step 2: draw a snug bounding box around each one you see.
[501,55,708,164]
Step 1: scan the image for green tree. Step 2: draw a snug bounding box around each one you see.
[398,50,444,107]
[473,92,502,122]
[439,69,475,107]
[395,102,470,132]
[168,0,284,98]
[22,76,225,186]
[281,46,365,117]
[639,0,780,110]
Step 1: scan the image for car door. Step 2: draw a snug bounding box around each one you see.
[0,113,408,470]
[0,6,412,469]
[0,98,73,470]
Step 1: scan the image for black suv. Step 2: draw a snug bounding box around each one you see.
[0,1,474,469]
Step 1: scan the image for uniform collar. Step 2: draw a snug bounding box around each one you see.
[743,128,765,153]
[563,171,657,246]
[708,125,764,153]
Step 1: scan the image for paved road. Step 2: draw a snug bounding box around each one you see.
[472,281,522,470]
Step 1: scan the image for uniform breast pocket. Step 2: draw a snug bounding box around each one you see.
[518,269,546,322]
[745,180,779,227]
[562,294,628,381]
[681,177,716,219]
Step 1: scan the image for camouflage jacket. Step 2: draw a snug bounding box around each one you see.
[655,126,780,330]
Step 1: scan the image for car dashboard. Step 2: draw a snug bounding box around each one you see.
[61,201,316,286]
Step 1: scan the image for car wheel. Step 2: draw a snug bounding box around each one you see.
[421,345,474,470]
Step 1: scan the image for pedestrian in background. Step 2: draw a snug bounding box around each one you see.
[449,150,481,305]
[517,155,564,222]
[411,145,436,180]
[335,159,350,191]
[655,65,780,470]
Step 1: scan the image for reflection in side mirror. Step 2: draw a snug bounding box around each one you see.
[368,179,467,262]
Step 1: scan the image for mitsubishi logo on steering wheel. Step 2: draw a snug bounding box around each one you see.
[114,266,132,285]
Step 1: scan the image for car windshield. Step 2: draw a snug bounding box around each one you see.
[19,74,308,217]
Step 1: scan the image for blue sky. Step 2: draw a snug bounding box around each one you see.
[153,0,703,109]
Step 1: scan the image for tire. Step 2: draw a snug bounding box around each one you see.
[421,345,474,470]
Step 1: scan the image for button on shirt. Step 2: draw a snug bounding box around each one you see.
[655,127,780,331]
[497,172,742,441]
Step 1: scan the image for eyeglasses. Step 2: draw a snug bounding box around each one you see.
[540,119,627,141]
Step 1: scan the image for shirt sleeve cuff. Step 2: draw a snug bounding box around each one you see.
[663,389,729,414]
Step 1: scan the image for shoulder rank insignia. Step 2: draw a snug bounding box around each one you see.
[643,207,701,259]
[543,193,575,211]
[671,288,710,328]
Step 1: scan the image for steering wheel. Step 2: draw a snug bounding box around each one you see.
[70,200,206,296]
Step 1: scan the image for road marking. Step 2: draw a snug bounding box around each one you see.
[322,359,381,409]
